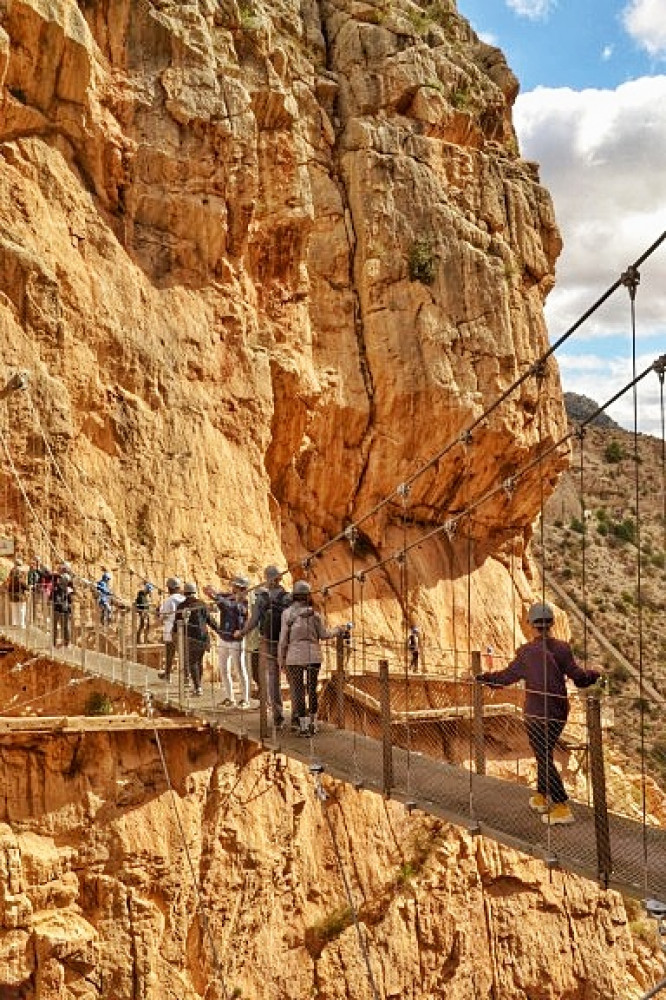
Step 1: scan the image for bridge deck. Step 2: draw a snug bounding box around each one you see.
[2,625,665,903]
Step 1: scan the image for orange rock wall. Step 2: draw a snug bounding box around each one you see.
[0,724,661,1000]
[1,0,564,656]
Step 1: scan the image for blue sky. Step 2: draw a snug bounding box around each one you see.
[457,0,666,433]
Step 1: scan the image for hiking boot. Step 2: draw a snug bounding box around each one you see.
[157,671,171,682]
[542,802,575,826]
[238,700,250,709]
[220,698,234,708]
[529,793,550,813]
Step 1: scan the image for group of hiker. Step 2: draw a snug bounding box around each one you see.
[2,556,602,823]
[155,566,346,734]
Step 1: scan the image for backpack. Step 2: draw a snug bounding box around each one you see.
[260,588,291,642]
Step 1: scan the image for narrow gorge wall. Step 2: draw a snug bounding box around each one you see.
[0,0,565,653]
[0,722,661,1000]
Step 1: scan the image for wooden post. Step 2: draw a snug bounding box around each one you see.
[471,649,486,775]
[335,633,345,729]
[586,693,612,887]
[379,659,393,795]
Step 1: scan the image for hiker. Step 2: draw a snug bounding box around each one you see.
[96,570,113,627]
[475,602,601,826]
[134,581,155,645]
[407,626,421,672]
[52,572,74,646]
[5,560,27,628]
[207,577,250,708]
[157,577,184,682]
[175,582,223,696]
[277,580,345,736]
[237,565,291,729]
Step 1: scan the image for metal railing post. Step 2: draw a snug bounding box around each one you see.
[379,659,393,796]
[176,618,186,709]
[471,649,486,775]
[335,633,345,729]
[586,692,612,888]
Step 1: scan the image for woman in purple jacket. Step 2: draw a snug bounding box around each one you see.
[476,602,601,826]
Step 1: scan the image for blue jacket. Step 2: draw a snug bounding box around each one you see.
[213,593,248,642]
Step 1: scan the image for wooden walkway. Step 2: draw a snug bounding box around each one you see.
[1,624,665,904]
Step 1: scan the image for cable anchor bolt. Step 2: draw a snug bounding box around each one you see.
[502,477,516,499]
[574,424,587,442]
[459,429,473,447]
[443,519,457,540]
[301,556,313,571]
[354,571,366,585]
[344,525,359,548]
[396,482,411,499]
[620,264,640,300]
[653,354,666,381]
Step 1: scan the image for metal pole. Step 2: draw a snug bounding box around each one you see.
[586,693,612,887]
[258,638,268,742]
[471,649,486,775]
[379,659,393,796]
[335,633,345,729]
[177,617,186,709]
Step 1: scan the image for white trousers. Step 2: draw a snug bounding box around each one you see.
[218,640,249,703]
[10,602,27,629]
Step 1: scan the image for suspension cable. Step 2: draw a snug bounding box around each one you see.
[301,234,666,567]
[318,359,658,594]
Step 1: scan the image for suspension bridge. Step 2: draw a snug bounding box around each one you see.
[1,234,666,998]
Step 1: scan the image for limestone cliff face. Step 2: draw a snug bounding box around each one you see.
[0,0,563,653]
[0,721,661,1000]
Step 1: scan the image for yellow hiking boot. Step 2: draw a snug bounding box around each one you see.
[529,793,549,813]
[542,802,575,826]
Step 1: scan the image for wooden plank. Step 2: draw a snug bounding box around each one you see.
[0,715,208,734]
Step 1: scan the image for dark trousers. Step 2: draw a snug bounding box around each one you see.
[164,638,177,679]
[286,663,320,721]
[186,638,207,692]
[525,717,568,804]
[249,649,260,693]
[260,638,283,726]
[53,611,71,646]
[136,611,150,645]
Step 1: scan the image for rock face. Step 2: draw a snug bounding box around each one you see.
[0,0,564,655]
[0,717,661,1000]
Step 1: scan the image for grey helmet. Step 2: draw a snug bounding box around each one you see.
[528,602,554,626]
[293,580,311,597]
[166,577,182,592]
[183,581,197,595]
[231,575,249,590]
[264,565,282,582]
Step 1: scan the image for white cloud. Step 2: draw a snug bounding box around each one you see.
[514,77,666,435]
[601,44,614,61]
[506,0,556,20]
[557,351,664,434]
[479,31,499,46]
[623,0,666,58]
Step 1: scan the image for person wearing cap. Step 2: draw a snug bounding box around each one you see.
[5,559,28,629]
[134,581,155,645]
[475,601,601,826]
[207,576,250,709]
[277,580,345,737]
[96,570,113,627]
[174,582,223,696]
[157,577,184,682]
[236,565,291,729]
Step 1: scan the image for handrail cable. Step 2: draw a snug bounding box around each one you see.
[622,266,649,896]
[302,232,666,566]
[318,359,659,594]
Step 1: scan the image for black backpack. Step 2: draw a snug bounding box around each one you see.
[260,588,291,642]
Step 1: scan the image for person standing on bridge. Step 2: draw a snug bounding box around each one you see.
[475,602,601,827]
[157,577,184,683]
[277,580,345,736]
[236,566,291,730]
[5,560,28,629]
[175,582,223,697]
[206,576,250,709]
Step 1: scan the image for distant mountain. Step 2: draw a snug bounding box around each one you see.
[563,392,621,430]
